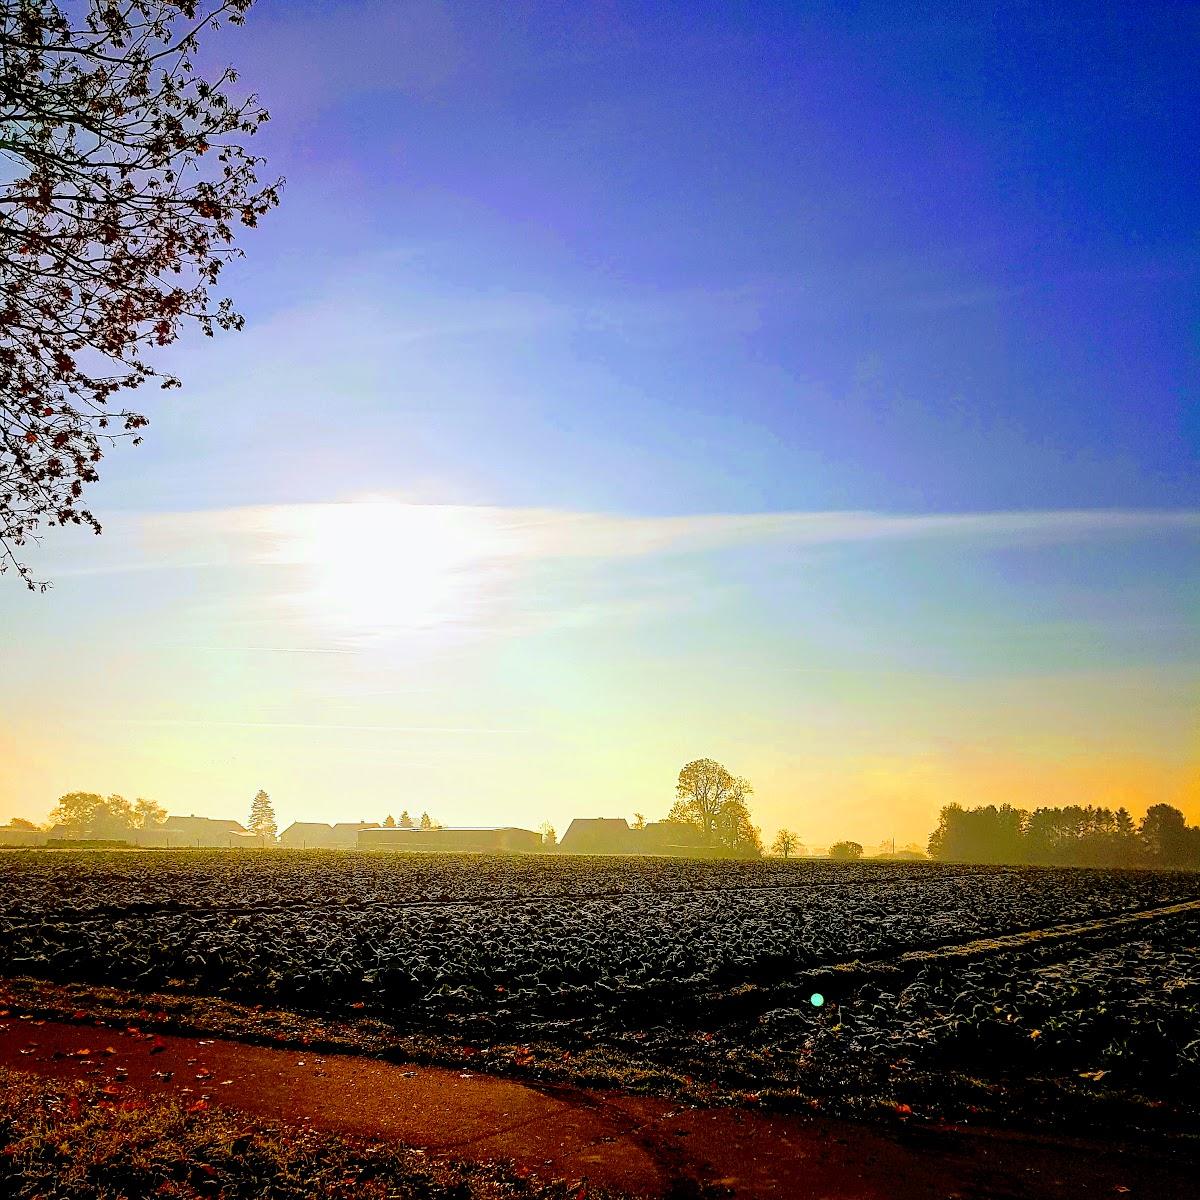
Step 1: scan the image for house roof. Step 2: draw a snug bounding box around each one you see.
[363,826,534,834]
[163,815,246,832]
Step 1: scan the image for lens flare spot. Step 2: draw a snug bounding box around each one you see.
[810,992,825,1008]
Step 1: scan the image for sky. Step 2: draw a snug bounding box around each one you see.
[1,1,1197,847]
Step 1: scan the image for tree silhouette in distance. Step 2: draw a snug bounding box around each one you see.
[48,791,135,838]
[771,829,800,858]
[926,801,1200,868]
[133,797,166,828]
[669,759,762,856]
[829,840,864,861]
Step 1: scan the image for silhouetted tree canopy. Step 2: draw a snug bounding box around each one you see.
[669,758,761,854]
[5,816,38,830]
[1139,804,1195,869]
[829,840,863,861]
[715,794,763,856]
[0,0,278,588]
[132,796,166,827]
[926,803,1025,864]
[49,790,132,836]
[771,828,800,858]
[928,802,1200,869]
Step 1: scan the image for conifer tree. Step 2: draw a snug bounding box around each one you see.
[248,788,277,841]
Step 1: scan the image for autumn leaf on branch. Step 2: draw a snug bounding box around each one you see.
[0,0,280,588]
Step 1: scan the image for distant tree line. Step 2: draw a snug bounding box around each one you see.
[7,788,279,842]
[928,802,1200,869]
[46,792,167,839]
[383,810,441,831]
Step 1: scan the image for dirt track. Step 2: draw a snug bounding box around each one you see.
[1,1012,1194,1198]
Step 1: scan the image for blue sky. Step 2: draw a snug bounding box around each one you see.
[1,1,1196,843]
[105,0,1197,516]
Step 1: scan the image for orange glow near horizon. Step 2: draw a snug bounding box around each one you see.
[0,502,1194,847]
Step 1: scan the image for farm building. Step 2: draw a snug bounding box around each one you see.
[21,816,253,848]
[2,815,272,849]
[0,827,48,847]
[159,816,253,847]
[280,821,378,849]
[358,826,540,854]
[39,824,174,847]
[640,820,713,855]
[127,827,177,848]
[558,818,636,854]
[558,817,716,857]
[279,822,332,848]
[228,831,273,848]
[332,821,379,846]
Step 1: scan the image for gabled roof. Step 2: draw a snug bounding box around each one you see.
[365,826,530,833]
[282,821,334,833]
[163,815,246,832]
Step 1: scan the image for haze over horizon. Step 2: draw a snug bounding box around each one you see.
[1,1,1196,847]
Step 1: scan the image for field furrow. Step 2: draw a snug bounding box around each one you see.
[2,850,1198,1134]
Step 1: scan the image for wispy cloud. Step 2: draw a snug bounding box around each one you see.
[486,506,1200,560]
[184,645,358,656]
[95,718,524,735]
[41,502,1200,578]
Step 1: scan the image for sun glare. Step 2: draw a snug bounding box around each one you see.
[276,503,513,641]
